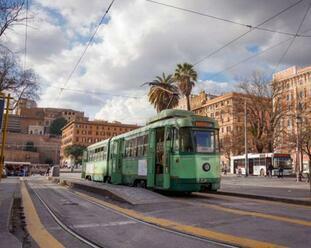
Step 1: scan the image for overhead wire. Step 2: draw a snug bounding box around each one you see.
[23,0,29,70]
[40,82,144,99]
[145,0,311,38]
[273,0,311,72]
[55,0,116,102]
[202,26,311,82]
[192,0,305,66]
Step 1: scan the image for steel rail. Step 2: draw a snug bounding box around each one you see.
[68,188,239,248]
[28,182,105,248]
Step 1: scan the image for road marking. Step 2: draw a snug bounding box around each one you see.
[196,192,311,210]
[21,180,64,248]
[73,190,285,248]
[195,202,311,227]
[72,220,136,229]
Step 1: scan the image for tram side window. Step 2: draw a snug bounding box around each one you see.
[143,135,148,156]
[179,128,194,152]
[134,138,139,157]
[124,140,130,157]
[137,136,144,157]
[103,146,107,160]
[136,134,148,157]
[172,128,179,151]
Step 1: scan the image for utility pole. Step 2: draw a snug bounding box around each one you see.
[0,93,11,181]
[244,100,248,177]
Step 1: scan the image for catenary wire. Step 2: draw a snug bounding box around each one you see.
[23,0,29,70]
[145,0,311,38]
[40,81,144,99]
[192,0,305,66]
[273,0,311,72]
[203,26,311,82]
[55,0,116,102]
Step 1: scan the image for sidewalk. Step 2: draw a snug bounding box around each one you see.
[219,174,311,205]
[0,178,22,248]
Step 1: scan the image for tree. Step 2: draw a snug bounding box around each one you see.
[237,71,286,153]
[0,48,39,107]
[50,117,67,135]
[0,0,26,38]
[174,63,197,111]
[64,145,86,164]
[146,73,179,112]
[24,141,37,152]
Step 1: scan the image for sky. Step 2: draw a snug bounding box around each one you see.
[2,0,311,124]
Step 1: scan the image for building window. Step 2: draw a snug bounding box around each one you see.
[299,91,303,98]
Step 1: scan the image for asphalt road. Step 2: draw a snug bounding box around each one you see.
[25,177,226,248]
[22,176,311,248]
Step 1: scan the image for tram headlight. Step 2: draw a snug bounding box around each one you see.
[202,162,211,172]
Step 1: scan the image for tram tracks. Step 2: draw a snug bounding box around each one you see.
[25,181,104,248]
[68,189,239,248]
[27,180,239,248]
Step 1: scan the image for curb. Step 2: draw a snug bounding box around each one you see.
[215,191,311,206]
[49,177,132,205]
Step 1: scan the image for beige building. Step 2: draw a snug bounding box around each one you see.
[180,91,246,167]
[176,91,217,110]
[192,92,245,139]
[272,65,311,172]
[61,119,139,165]
[5,98,89,165]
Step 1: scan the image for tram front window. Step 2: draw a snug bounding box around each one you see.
[193,130,217,153]
[179,128,218,153]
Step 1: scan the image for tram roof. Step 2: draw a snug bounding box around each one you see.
[87,109,217,150]
[147,109,194,124]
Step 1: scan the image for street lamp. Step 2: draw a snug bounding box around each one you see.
[244,100,248,177]
[296,114,302,182]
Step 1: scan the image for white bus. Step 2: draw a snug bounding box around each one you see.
[230,153,293,176]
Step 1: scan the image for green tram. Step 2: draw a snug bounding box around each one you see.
[82,109,221,192]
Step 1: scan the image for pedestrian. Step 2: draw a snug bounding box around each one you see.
[278,165,283,178]
[238,167,242,177]
[268,164,273,177]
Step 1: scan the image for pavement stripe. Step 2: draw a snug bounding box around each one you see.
[74,191,285,248]
[72,220,136,229]
[21,181,64,248]
[197,202,311,227]
[196,193,311,209]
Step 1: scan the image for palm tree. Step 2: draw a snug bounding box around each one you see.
[146,73,179,113]
[174,63,197,111]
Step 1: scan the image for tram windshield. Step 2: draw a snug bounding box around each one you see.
[179,128,219,153]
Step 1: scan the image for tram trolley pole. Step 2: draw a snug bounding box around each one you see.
[0,93,11,181]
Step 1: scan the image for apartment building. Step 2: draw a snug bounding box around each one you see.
[272,65,311,171]
[61,119,139,165]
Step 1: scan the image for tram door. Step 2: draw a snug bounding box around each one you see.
[154,127,171,189]
[110,139,123,184]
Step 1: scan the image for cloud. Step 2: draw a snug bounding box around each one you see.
[95,95,156,125]
[3,0,311,123]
